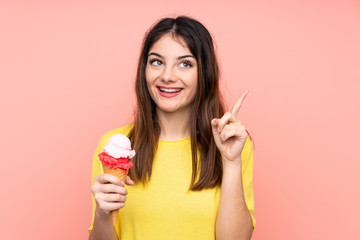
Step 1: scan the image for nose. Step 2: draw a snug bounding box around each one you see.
[161,65,176,83]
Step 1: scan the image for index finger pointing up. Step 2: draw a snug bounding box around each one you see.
[231,89,249,116]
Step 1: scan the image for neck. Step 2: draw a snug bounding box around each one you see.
[157,107,192,141]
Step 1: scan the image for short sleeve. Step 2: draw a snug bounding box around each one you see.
[241,137,256,229]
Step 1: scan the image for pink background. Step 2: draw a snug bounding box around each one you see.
[1,0,359,239]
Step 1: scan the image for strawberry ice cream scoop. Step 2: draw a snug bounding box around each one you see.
[98,134,135,173]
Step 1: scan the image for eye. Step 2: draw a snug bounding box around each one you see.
[149,59,163,66]
[179,60,193,68]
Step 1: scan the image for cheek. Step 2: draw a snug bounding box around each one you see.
[145,75,156,100]
[145,70,153,90]
[145,68,157,85]
[187,78,198,102]
[145,67,150,83]
[190,72,198,93]
[146,81,154,99]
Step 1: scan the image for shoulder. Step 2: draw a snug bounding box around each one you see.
[97,123,134,149]
[242,137,253,155]
[241,137,254,166]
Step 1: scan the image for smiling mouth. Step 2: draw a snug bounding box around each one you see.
[158,87,183,93]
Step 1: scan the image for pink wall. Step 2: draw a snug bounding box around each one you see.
[1,0,359,239]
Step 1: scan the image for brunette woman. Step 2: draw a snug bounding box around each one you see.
[89,16,255,240]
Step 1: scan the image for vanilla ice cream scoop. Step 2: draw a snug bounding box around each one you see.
[103,134,136,159]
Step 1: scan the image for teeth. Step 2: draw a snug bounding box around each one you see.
[159,88,182,93]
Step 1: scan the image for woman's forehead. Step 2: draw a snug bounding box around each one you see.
[149,33,192,57]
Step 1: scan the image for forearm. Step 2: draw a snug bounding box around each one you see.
[89,207,118,240]
[216,161,253,240]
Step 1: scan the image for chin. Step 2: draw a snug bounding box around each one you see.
[157,104,192,114]
[157,106,180,113]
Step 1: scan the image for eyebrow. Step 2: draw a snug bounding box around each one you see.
[148,52,195,60]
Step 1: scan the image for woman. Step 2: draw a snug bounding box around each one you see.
[89,16,255,240]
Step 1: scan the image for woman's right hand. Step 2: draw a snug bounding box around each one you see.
[91,174,134,215]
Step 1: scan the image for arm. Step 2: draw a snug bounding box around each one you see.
[89,205,118,240]
[216,160,253,240]
[211,90,254,240]
[89,173,127,240]
[89,174,134,240]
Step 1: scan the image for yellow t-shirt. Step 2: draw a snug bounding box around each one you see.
[89,124,255,239]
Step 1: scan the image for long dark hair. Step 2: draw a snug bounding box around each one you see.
[129,16,225,190]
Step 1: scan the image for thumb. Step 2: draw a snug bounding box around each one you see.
[211,118,222,147]
[211,118,220,135]
[125,175,135,186]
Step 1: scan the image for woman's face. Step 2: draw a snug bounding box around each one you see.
[145,33,198,115]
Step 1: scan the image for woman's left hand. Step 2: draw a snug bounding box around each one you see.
[211,90,249,165]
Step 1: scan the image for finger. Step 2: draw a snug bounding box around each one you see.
[97,200,124,213]
[96,173,122,186]
[211,118,224,148]
[99,193,127,203]
[102,184,128,195]
[211,118,220,134]
[125,176,135,186]
[231,89,249,116]
[217,112,241,133]
[219,125,237,142]
[220,123,247,142]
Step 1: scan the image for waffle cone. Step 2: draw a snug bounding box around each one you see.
[102,163,127,225]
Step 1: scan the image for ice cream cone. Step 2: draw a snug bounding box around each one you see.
[102,163,127,225]
[98,134,135,226]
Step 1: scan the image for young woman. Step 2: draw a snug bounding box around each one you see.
[89,16,255,240]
